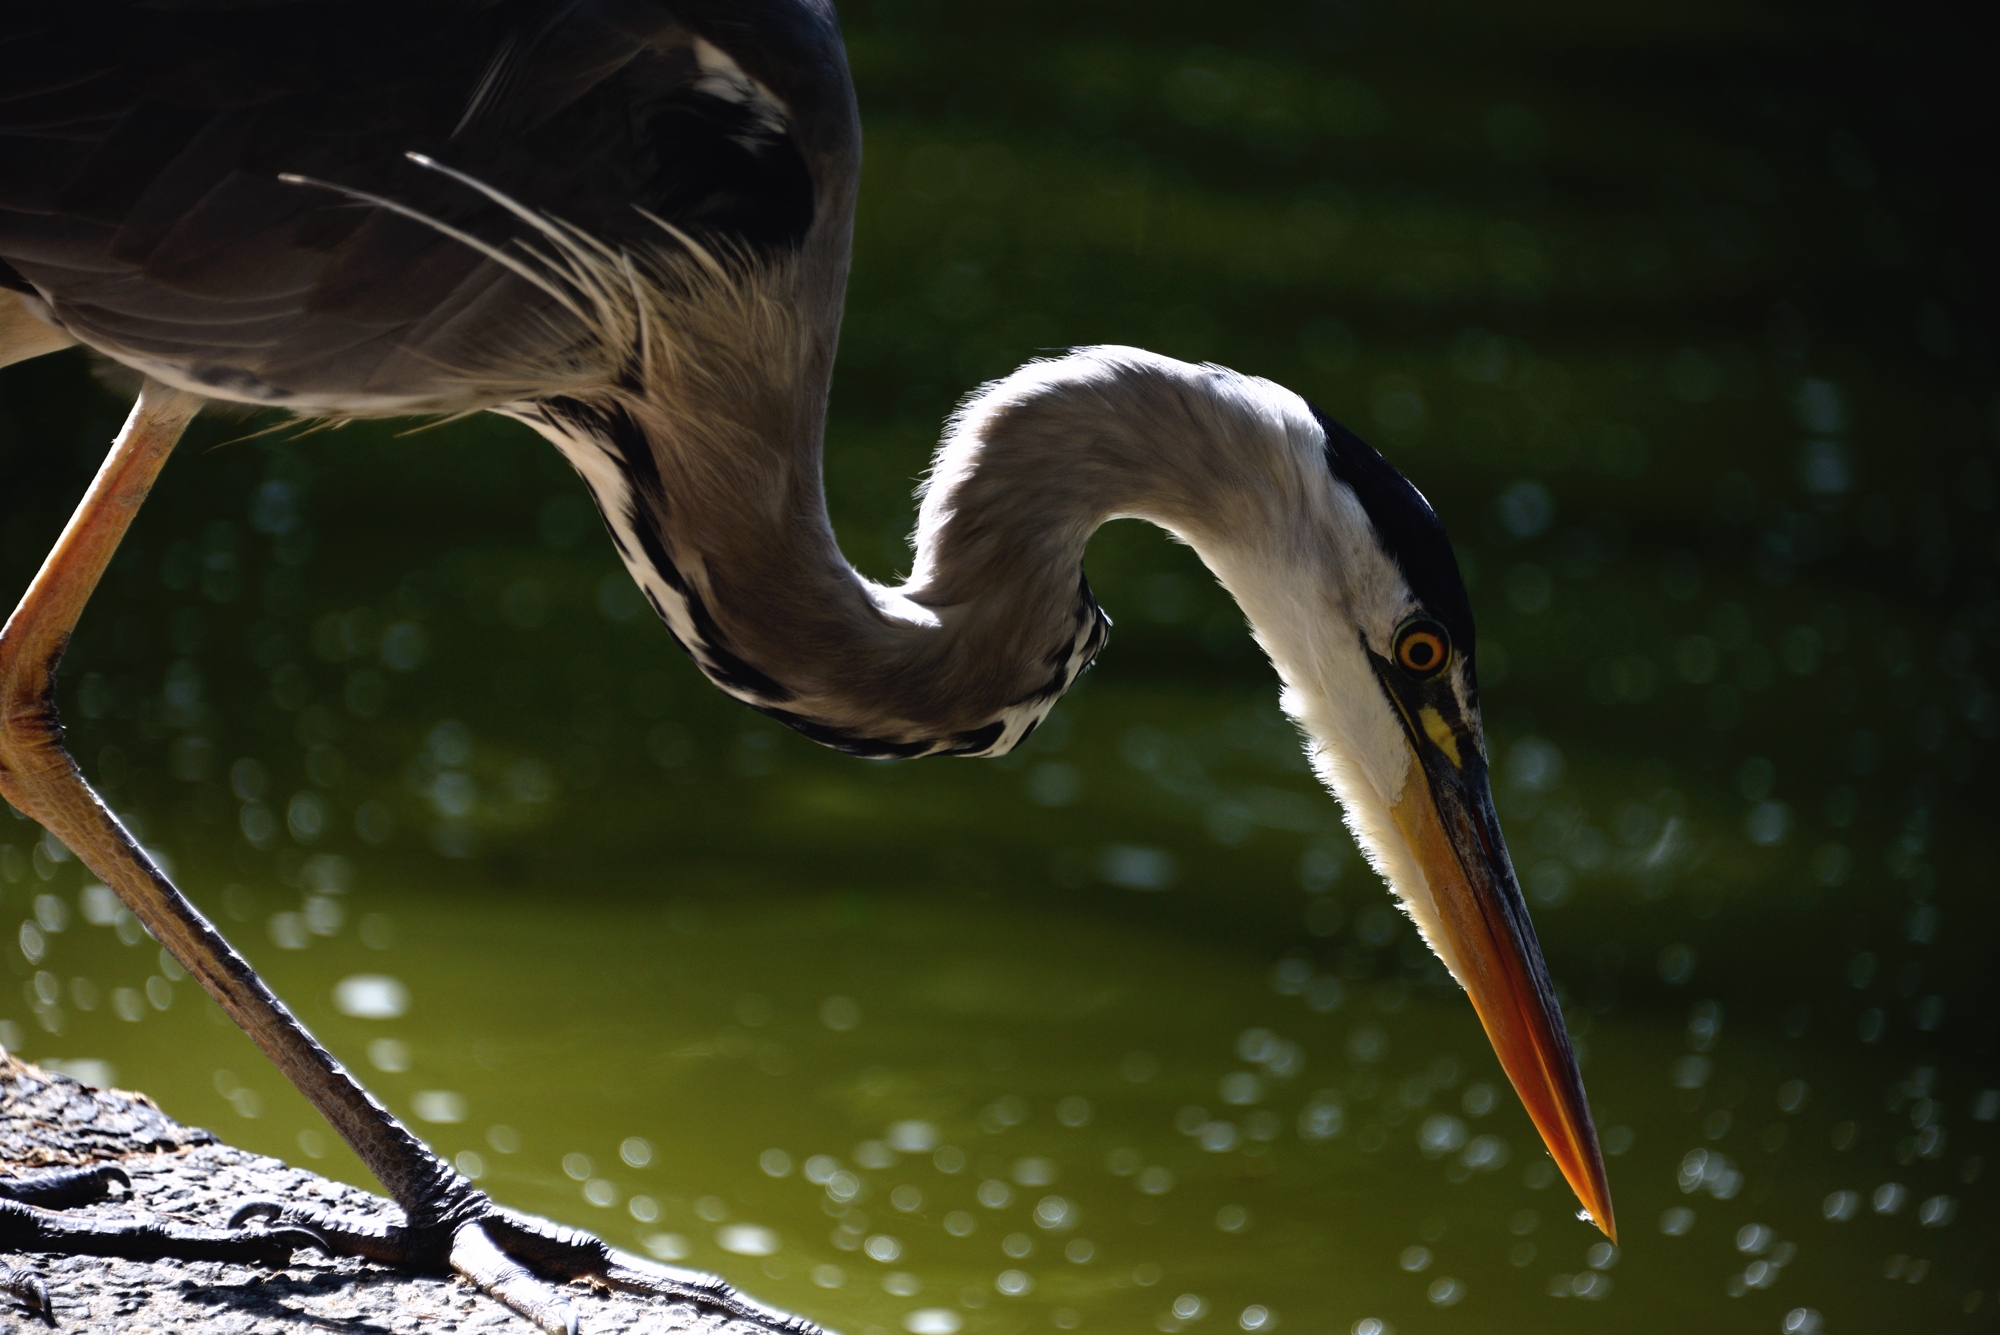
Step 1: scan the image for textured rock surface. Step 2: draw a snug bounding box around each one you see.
[0,1056,809,1333]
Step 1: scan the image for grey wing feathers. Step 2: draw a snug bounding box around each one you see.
[0,0,846,413]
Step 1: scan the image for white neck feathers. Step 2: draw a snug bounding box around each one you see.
[522,347,1418,825]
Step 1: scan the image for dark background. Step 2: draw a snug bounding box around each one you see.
[2,0,1996,1330]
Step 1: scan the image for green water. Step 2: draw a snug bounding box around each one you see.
[2,1,1995,1333]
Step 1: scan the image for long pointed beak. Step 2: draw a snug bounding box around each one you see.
[1391,746,1616,1242]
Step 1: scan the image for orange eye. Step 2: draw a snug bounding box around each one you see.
[1396,623,1449,674]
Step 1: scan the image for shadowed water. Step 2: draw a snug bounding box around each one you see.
[2,1,1994,1333]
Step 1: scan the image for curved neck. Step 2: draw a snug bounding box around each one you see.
[523,347,1349,758]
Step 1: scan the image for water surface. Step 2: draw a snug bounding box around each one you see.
[3,1,1995,1332]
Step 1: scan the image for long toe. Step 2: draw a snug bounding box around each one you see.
[483,1208,822,1335]
[0,1196,322,1268]
[592,1252,822,1335]
[0,1163,132,1210]
[452,1219,579,1335]
[226,1199,452,1269]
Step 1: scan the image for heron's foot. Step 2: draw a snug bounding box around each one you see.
[1,1167,812,1333]
[235,1193,817,1335]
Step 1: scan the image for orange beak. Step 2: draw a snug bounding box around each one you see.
[1390,747,1616,1242]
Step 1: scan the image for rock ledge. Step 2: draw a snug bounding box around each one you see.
[1,1055,805,1333]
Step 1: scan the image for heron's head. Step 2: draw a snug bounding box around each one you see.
[956,348,1616,1232]
[1251,399,1614,1240]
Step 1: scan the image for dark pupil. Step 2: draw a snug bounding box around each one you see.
[1406,637,1434,667]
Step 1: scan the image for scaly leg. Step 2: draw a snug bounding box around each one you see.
[0,384,810,1333]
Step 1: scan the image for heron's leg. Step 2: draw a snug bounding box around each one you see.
[0,385,428,1261]
[3,384,466,1219]
[0,385,802,1335]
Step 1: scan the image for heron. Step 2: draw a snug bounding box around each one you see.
[0,1,1614,1329]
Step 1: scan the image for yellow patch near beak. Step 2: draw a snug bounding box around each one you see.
[1417,705,1462,768]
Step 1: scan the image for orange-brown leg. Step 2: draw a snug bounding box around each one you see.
[0,383,453,1192]
[0,383,805,1335]
[0,385,438,1177]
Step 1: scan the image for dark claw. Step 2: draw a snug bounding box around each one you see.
[226,1200,288,1229]
[0,1261,55,1324]
[221,1203,333,1260]
[0,1163,131,1209]
[257,1224,334,1260]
